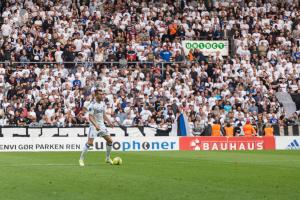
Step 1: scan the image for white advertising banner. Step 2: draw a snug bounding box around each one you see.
[0,127,160,137]
[182,40,229,56]
[275,136,300,150]
[0,137,179,152]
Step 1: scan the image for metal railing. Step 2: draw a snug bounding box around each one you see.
[0,61,202,76]
[4,61,193,65]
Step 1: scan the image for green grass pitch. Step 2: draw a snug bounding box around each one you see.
[0,151,299,200]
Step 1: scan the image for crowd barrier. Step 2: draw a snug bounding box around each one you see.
[0,127,299,151]
[0,61,197,72]
[0,136,299,152]
[0,126,167,137]
[0,137,179,152]
[0,125,300,138]
[274,125,300,136]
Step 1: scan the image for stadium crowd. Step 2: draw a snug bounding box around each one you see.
[0,0,300,136]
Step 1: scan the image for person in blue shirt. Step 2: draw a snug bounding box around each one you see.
[293,51,300,61]
[160,47,172,62]
[214,94,222,101]
[121,98,127,109]
[224,101,232,112]
[270,112,278,124]
[72,75,82,88]
[248,100,258,113]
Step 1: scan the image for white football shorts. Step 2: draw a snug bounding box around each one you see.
[87,126,109,138]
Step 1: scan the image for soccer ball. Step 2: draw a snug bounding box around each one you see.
[113,157,122,165]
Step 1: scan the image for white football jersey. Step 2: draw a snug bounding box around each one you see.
[88,101,106,128]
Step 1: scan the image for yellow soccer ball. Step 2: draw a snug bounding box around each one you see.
[113,157,122,165]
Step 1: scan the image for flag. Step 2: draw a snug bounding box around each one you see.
[177,113,191,136]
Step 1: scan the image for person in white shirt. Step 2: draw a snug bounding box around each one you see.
[140,105,152,122]
[54,46,63,62]
[79,89,115,167]
[1,21,12,37]
[45,105,55,119]
[122,115,133,126]
[0,116,7,126]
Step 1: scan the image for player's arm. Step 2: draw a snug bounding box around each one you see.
[103,113,114,127]
[84,105,101,131]
[89,114,100,131]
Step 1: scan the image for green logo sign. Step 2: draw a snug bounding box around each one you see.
[185,42,225,50]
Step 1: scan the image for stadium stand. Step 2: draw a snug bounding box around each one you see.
[0,0,300,136]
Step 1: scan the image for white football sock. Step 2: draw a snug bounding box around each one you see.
[106,143,112,160]
[80,143,90,160]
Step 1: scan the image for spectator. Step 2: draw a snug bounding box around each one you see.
[248,100,258,114]
[270,113,279,124]
[45,105,55,121]
[1,20,12,37]
[160,47,172,62]
[140,105,152,123]
[122,115,133,127]
[0,0,299,130]
[223,101,232,113]
[72,75,82,88]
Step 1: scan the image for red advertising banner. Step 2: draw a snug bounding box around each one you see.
[179,136,275,151]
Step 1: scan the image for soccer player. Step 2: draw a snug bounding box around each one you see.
[79,89,115,166]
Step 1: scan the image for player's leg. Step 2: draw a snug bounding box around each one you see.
[103,135,113,164]
[79,127,95,166]
[80,138,94,160]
